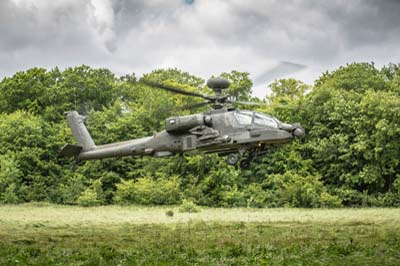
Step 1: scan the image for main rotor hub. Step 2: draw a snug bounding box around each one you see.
[206,77,230,98]
[206,77,230,89]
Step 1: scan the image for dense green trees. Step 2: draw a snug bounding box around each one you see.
[0,66,117,122]
[300,63,400,205]
[0,63,399,207]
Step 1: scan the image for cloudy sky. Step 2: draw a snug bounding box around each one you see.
[1,0,400,97]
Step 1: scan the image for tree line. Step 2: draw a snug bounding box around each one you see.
[0,63,399,207]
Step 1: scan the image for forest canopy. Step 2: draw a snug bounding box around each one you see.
[0,63,399,207]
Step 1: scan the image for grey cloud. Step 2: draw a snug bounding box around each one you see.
[0,1,92,50]
[1,0,400,97]
[0,0,115,75]
[305,0,400,49]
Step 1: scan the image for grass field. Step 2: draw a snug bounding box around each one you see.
[0,204,400,265]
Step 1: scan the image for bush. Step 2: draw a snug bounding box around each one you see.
[319,192,342,208]
[55,174,86,205]
[220,187,246,207]
[260,172,320,207]
[76,180,105,207]
[76,189,102,207]
[393,178,400,193]
[114,176,181,205]
[3,184,19,204]
[165,210,174,217]
[281,173,324,207]
[179,199,200,213]
[332,188,366,206]
[152,176,181,204]
[0,152,22,203]
[243,184,268,208]
[113,179,136,204]
[381,192,400,207]
[196,166,244,206]
[260,171,344,208]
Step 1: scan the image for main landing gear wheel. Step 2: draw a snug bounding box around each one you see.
[240,159,250,169]
[226,153,239,165]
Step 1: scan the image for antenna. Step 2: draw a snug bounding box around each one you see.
[74,89,77,111]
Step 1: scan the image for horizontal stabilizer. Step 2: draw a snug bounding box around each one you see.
[59,144,82,158]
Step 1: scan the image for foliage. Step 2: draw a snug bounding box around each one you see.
[55,174,87,205]
[114,176,181,205]
[0,63,399,207]
[179,199,200,213]
[265,78,309,122]
[220,70,253,101]
[165,210,174,217]
[0,152,22,203]
[243,183,269,208]
[302,63,400,198]
[76,188,102,207]
[259,171,342,208]
[0,111,68,202]
[76,180,105,207]
[0,66,117,122]
[3,183,20,204]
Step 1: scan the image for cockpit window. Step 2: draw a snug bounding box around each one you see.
[234,111,279,128]
[234,111,253,125]
[254,113,278,128]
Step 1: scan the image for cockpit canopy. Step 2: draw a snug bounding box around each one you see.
[234,110,280,128]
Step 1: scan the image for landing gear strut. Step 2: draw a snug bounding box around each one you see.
[226,147,268,169]
[239,148,268,169]
[226,152,251,169]
[226,155,251,169]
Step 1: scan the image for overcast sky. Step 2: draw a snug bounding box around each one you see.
[1,0,400,97]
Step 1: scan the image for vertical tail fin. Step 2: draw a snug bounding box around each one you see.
[66,111,96,152]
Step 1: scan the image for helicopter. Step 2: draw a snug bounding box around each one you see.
[60,77,305,169]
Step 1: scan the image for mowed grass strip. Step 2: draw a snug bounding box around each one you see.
[0,204,399,265]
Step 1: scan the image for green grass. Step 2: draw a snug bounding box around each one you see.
[0,204,399,265]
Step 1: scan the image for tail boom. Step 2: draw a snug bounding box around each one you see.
[60,111,155,161]
[77,137,152,161]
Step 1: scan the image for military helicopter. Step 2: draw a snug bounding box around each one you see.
[60,77,305,168]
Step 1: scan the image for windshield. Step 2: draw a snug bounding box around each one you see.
[234,111,279,128]
[254,113,278,128]
[234,111,253,125]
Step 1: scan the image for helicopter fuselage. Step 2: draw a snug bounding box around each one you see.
[61,109,304,166]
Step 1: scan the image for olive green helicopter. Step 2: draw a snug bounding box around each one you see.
[60,77,305,169]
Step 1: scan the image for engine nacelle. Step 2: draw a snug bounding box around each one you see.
[165,114,211,133]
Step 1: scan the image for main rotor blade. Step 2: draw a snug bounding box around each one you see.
[231,100,270,106]
[178,101,211,110]
[234,101,308,111]
[142,81,212,100]
[253,61,307,85]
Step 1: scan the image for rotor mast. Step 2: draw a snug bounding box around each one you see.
[206,77,230,109]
